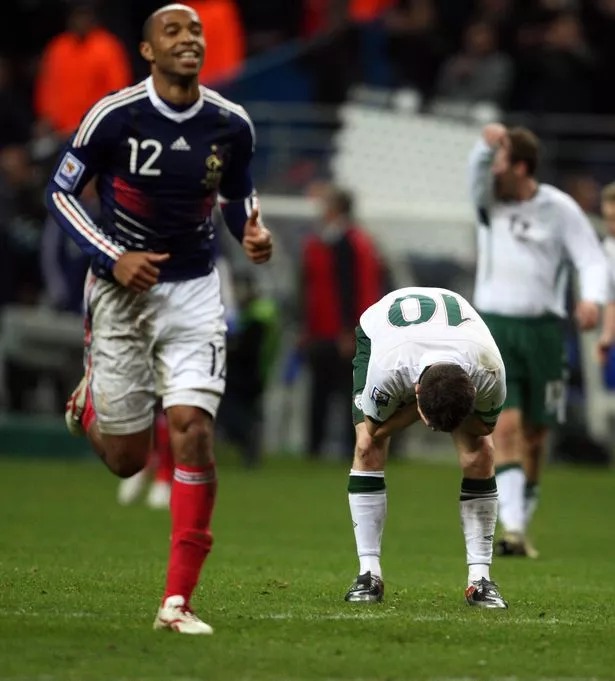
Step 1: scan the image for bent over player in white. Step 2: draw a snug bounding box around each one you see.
[346,287,508,608]
[45,5,272,634]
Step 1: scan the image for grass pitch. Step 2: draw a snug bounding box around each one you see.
[0,454,614,681]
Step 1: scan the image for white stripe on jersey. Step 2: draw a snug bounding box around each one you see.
[200,86,256,148]
[74,83,148,147]
[52,192,124,260]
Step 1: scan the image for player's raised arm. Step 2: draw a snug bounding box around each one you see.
[467,123,507,220]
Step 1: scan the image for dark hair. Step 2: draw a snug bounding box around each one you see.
[418,364,476,433]
[328,187,354,218]
[508,127,540,177]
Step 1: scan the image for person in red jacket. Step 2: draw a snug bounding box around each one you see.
[300,183,387,459]
[34,2,132,137]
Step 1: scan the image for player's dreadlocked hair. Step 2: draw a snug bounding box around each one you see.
[418,363,476,433]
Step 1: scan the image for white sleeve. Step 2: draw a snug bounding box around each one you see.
[562,202,609,304]
[467,139,496,224]
[473,368,507,427]
[360,362,405,423]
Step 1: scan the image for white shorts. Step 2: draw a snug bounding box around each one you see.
[84,269,227,435]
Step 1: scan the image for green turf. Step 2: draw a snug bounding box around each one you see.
[0,454,614,681]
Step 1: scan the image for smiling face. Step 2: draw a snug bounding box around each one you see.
[140,5,205,81]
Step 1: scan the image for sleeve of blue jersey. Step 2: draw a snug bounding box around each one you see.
[45,136,124,274]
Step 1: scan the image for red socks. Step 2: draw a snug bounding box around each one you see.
[164,463,217,603]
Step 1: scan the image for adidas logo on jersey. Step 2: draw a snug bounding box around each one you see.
[170,136,191,151]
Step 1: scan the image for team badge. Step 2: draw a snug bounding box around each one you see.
[371,387,390,406]
[54,152,85,191]
[202,144,224,189]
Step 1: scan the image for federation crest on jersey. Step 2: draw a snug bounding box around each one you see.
[202,144,224,189]
[54,152,85,191]
[371,386,390,406]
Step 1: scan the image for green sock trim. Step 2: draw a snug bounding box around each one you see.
[461,476,497,493]
[495,463,523,475]
[348,475,386,494]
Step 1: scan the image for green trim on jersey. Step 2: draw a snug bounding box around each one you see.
[351,325,371,425]
[474,404,503,424]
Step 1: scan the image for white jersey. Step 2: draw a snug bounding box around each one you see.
[359,287,506,425]
[468,139,609,317]
[603,236,615,301]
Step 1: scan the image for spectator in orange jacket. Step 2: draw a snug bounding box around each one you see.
[34,2,132,137]
[186,0,245,85]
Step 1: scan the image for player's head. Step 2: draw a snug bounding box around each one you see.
[416,363,476,433]
[140,4,205,81]
[321,184,354,225]
[66,1,98,38]
[601,182,615,237]
[492,126,540,201]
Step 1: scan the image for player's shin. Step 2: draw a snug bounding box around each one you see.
[348,470,386,578]
[495,463,526,533]
[459,477,498,584]
[164,464,217,603]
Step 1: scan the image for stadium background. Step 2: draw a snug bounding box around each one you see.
[1,3,615,680]
[1,0,615,460]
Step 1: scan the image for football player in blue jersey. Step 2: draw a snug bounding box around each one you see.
[45,3,272,634]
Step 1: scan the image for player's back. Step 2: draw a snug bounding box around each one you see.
[360,286,502,372]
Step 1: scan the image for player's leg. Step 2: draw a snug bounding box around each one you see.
[481,314,529,554]
[66,273,156,477]
[519,318,566,550]
[146,410,174,509]
[152,272,226,634]
[345,325,388,603]
[522,423,549,530]
[452,429,507,608]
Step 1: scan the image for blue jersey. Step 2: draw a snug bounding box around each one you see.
[46,77,256,282]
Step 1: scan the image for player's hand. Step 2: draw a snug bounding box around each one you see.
[112,251,170,293]
[482,123,508,148]
[242,204,272,264]
[575,300,600,331]
[596,336,613,365]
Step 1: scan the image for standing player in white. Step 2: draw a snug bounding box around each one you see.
[468,124,609,557]
[45,4,272,633]
[346,286,508,608]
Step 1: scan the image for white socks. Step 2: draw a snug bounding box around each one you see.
[348,469,386,578]
[496,465,526,533]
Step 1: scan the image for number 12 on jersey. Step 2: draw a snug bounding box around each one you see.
[388,293,471,327]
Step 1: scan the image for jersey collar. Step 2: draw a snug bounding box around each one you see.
[145,76,204,122]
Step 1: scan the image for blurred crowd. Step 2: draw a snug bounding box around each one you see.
[2,0,615,456]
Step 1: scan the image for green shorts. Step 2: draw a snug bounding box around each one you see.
[351,325,371,425]
[481,313,566,426]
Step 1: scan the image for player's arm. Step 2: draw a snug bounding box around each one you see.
[365,402,421,439]
[218,113,272,264]
[562,200,610,330]
[467,123,507,221]
[45,114,125,271]
[45,108,169,292]
[465,369,506,436]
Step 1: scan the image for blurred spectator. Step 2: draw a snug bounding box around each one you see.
[434,20,513,106]
[350,0,396,22]
[236,0,304,55]
[513,12,596,114]
[562,173,603,230]
[299,183,386,459]
[0,57,32,150]
[383,0,445,101]
[186,0,245,85]
[583,0,615,113]
[302,0,362,103]
[0,145,47,305]
[473,0,517,51]
[216,271,281,468]
[34,1,132,137]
